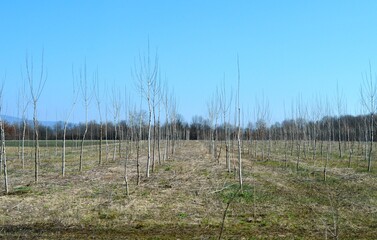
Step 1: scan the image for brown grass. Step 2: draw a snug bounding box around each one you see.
[0,140,377,239]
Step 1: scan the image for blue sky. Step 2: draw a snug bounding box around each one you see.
[1,1,377,124]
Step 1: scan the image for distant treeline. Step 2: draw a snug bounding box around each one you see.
[2,113,373,143]
[189,114,372,143]
[2,119,189,142]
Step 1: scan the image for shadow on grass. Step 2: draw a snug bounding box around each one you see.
[0,223,220,240]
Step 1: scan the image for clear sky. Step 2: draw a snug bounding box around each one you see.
[1,1,377,124]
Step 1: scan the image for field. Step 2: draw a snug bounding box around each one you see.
[1,140,377,239]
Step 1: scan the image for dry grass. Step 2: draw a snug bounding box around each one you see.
[0,140,377,239]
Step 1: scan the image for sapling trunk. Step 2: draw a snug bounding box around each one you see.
[1,121,8,194]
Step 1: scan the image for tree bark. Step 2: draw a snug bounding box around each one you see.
[33,102,39,182]
[1,120,8,194]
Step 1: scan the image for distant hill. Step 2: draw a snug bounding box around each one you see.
[0,115,61,128]
[1,115,23,124]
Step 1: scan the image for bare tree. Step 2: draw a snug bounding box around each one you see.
[295,95,307,172]
[62,67,79,176]
[237,56,243,190]
[214,89,220,162]
[207,94,217,157]
[105,99,110,162]
[93,70,104,165]
[79,62,92,172]
[311,95,323,163]
[255,94,269,160]
[151,75,161,172]
[346,118,355,168]
[44,110,48,154]
[0,81,8,194]
[265,100,272,161]
[157,80,164,165]
[137,107,143,184]
[289,101,296,157]
[111,87,121,162]
[336,83,344,158]
[283,103,289,167]
[133,41,158,178]
[1,118,7,194]
[18,80,29,169]
[55,112,58,156]
[26,51,47,183]
[219,77,232,172]
[170,93,178,156]
[163,84,171,162]
[124,87,130,196]
[324,98,333,181]
[360,63,376,172]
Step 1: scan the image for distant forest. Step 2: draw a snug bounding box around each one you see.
[1,113,374,143]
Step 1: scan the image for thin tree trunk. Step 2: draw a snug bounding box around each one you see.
[171,118,176,156]
[214,118,218,162]
[324,124,332,181]
[1,120,8,194]
[312,125,317,161]
[55,120,58,157]
[238,110,242,189]
[237,57,242,190]
[22,119,26,169]
[338,119,342,158]
[165,112,169,162]
[261,133,265,161]
[146,106,152,177]
[124,138,130,197]
[152,109,156,171]
[113,120,117,162]
[99,123,103,165]
[79,124,88,172]
[348,127,354,168]
[137,113,142,185]
[118,123,122,160]
[296,140,301,172]
[62,125,67,176]
[368,113,373,171]
[254,137,257,159]
[225,116,230,173]
[158,106,161,165]
[267,130,271,161]
[33,102,39,183]
[284,128,288,167]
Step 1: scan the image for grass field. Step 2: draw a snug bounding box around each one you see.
[0,140,377,239]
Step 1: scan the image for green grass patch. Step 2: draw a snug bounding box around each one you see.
[219,183,254,204]
[177,212,188,219]
[11,185,33,195]
[98,209,119,220]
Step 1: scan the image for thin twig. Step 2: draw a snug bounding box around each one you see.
[218,186,241,240]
